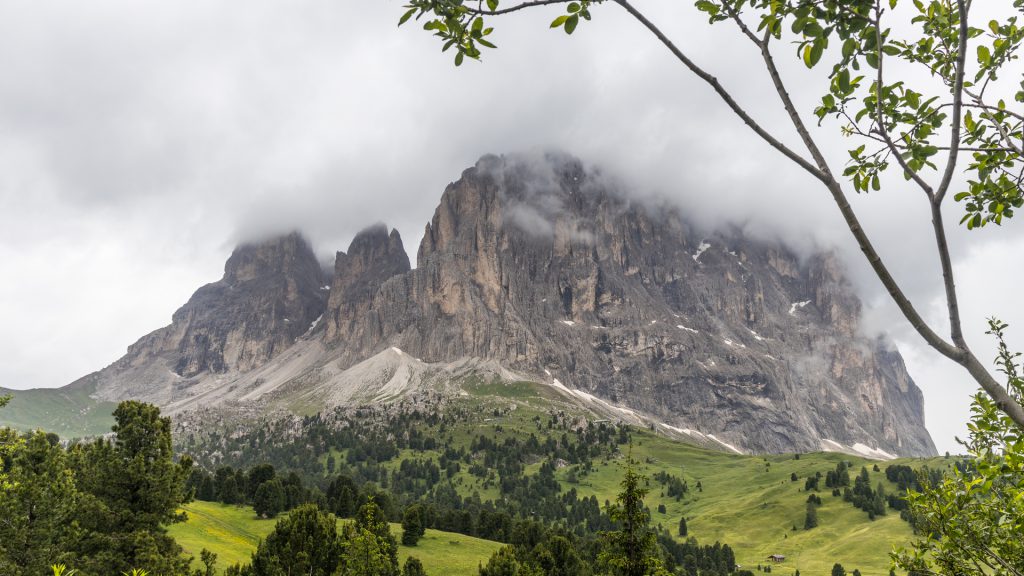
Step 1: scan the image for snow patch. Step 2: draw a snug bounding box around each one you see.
[723,338,746,348]
[748,329,765,341]
[320,285,330,290]
[851,442,897,460]
[561,320,576,327]
[789,300,811,315]
[304,314,323,335]
[820,438,896,460]
[390,347,404,356]
[692,240,711,262]
[676,324,699,334]
[650,320,658,325]
[706,434,744,454]
[660,423,706,439]
[548,378,638,420]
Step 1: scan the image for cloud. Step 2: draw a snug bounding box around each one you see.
[1,0,1020,453]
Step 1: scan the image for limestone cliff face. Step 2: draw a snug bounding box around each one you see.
[324,224,411,345]
[323,154,935,456]
[83,232,327,404]
[59,154,935,456]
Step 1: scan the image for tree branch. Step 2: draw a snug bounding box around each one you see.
[873,2,935,198]
[465,0,571,16]
[934,0,970,205]
[611,0,829,185]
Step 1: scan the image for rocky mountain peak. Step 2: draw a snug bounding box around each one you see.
[94,232,327,402]
[325,224,411,344]
[223,231,320,285]
[56,154,936,457]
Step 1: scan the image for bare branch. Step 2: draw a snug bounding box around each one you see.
[611,0,829,184]
[465,0,571,16]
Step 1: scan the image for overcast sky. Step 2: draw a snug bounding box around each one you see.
[2,0,1021,454]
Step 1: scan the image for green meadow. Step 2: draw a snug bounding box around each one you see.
[168,500,504,575]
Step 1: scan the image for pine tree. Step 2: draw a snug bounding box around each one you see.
[0,431,78,576]
[245,504,344,576]
[831,563,846,576]
[402,504,426,546]
[338,523,394,576]
[803,502,818,530]
[253,479,286,518]
[598,461,668,576]
[678,517,688,537]
[355,500,399,575]
[69,401,192,576]
[478,546,536,576]
[402,557,427,576]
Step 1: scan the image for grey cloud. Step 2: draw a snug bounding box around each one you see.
[1,0,1020,453]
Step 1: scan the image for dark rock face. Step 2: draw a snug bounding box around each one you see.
[115,232,326,382]
[321,154,935,456]
[325,224,411,345]
[69,154,936,456]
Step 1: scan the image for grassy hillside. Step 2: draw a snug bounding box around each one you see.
[375,381,949,575]
[571,431,931,574]
[0,385,115,438]
[3,378,949,575]
[168,501,504,575]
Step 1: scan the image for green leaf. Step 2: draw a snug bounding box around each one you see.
[486,0,498,11]
[568,2,581,13]
[398,7,417,26]
[565,13,579,34]
[803,41,824,68]
[842,38,857,59]
[550,15,570,28]
[455,51,465,66]
[978,45,992,66]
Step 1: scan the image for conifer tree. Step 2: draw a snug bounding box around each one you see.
[598,460,669,576]
[402,504,426,546]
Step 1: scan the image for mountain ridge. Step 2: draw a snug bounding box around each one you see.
[3,153,937,457]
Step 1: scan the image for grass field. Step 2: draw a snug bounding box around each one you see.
[380,384,949,575]
[0,384,116,438]
[7,377,946,575]
[568,430,936,575]
[168,501,504,575]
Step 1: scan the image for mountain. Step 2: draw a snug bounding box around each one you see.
[2,153,936,457]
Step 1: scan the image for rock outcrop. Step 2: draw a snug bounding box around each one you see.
[77,232,327,405]
[52,153,936,456]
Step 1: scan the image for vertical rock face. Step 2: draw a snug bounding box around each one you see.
[62,153,935,456]
[328,153,935,456]
[325,224,411,345]
[114,233,327,386]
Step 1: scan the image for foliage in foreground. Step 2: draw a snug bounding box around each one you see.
[0,401,193,576]
[893,320,1024,575]
[225,501,408,576]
